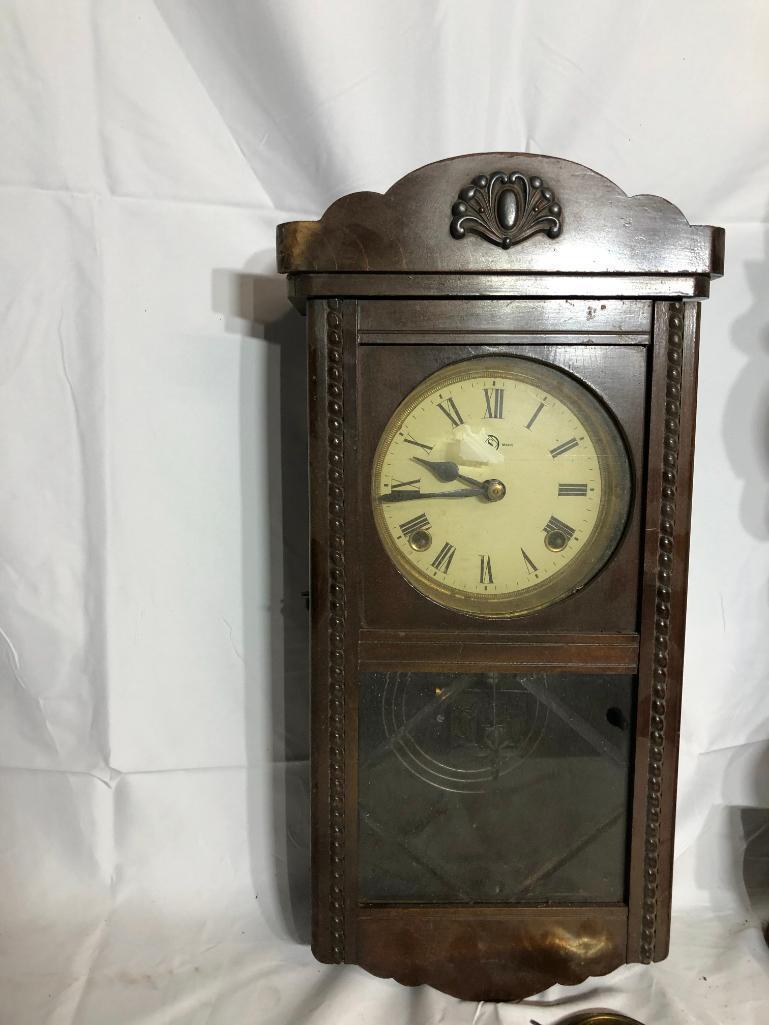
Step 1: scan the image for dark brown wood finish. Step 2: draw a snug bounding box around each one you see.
[358,297,652,335]
[626,300,701,963]
[308,297,363,964]
[651,302,701,960]
[277,153,723,276]
[359,630,639,674]
[306,298,334,961]
[357,338,647,634]
[288,273,711,312]
[340,298,363,966]
[280,154,723,1001]
[356,905,628,1003]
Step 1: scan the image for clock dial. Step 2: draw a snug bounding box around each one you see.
[371,356,631,616]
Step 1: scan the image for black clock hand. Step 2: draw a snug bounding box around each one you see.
[411,455,484,488]
[379,487,485,503]
[380,477,507,503]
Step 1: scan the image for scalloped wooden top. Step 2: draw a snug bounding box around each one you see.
[276,154,723,277]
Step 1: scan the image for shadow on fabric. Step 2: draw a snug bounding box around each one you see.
[213,262,311,945]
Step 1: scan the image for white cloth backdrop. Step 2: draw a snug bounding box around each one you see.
[1,2,768,1022]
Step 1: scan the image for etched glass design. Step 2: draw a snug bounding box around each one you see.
[358,671,635,903]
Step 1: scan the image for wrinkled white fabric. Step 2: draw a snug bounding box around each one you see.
[1,1,768,1022]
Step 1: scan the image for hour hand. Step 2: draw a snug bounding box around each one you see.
[411,456,483,488]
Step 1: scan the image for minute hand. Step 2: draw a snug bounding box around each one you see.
[379,487,485,503]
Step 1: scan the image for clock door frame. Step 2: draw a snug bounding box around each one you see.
[354,318,648,634]
[306,292,701,1001]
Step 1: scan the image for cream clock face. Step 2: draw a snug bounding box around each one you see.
[371,356,631,617]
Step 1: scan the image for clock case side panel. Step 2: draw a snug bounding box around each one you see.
[307,298,361,964]
[626,301,700,963]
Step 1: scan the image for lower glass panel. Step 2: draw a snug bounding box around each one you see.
[358,671,635,904]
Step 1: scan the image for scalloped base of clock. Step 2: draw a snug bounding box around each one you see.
[350,906,629,1002]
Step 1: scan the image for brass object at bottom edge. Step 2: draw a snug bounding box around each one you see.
[531,1012,646,1025]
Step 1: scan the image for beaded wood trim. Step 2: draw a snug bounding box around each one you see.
[640,301,684,963]
[325,299,346,962]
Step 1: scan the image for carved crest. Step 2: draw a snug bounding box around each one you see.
[450,171,563,249]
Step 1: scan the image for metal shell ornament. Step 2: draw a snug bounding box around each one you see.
[450,171,563,249]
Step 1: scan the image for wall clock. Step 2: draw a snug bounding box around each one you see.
[276,154,724,1001]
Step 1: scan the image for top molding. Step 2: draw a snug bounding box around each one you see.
[276,153,724,277]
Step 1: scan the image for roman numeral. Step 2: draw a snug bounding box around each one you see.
[436,397,464,428]
[525,401,545,430]
[391,478,421,492]
[558,483,588,496]
[479,554,494,584]
[399,513,430,538]
[544,515,576,539]
[483,388,504,419]
[550,437,579,458]
[403,434,433,454]
[521,548,538,574]
[431,541,456,573]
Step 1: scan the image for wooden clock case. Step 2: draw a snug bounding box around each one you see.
[276,154,723,1001]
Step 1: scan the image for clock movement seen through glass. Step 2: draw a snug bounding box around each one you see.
[371,355,632,616]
